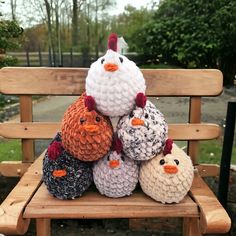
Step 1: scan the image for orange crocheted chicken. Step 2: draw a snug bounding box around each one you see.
[61,93,113,161]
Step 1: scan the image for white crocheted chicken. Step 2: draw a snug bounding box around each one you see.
[139,139,194,204]
[117,93,168,161]
[93,137,139,198]
[86,33,146,117]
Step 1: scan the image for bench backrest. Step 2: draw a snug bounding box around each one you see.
[0,67,223,166]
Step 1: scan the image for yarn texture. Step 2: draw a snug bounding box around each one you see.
[85,49,146,117]
[43,133,93,200]
[61,93,113,161]
[139,143,194,204]
[117,100,168,160]
[93,151,139,198]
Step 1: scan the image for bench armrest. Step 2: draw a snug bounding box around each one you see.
[190,171,231,234]
[0,153,43,235]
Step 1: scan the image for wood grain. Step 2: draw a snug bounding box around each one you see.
[189,172,231,234]
[183,218,201,236]
[0,153,43,235]
[20,95,34,163]
[36,219,51,236]
[0,161,31,177]
[0,122,220,140]
[24,184,198,219]
[188,97,202,165]
[0,67,223,96]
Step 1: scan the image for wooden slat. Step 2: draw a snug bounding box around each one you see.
[196,164,220,177]
[0,122,220,140]
[0,153,43,235]
[0,67,223,96]
[20,95,34,163]
[188,97,202,165]
[189,172,231,234]
[24,184,198,219]
[0,161,31,177]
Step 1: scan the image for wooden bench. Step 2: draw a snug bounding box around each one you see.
[0,67,231,235]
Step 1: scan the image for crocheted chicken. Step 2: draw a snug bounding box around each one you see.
[117,93,168,160]
[43,133,93,199]
[85,33,146,117]
[139,139,194,204]
[93,137,139,198]
[61,93,113,161]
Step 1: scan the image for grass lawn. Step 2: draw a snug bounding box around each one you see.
[0,139,22,162]
[199,140,236,165]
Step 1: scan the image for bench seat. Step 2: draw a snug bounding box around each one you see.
[24,184,199,219]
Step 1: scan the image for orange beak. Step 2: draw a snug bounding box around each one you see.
[164,165,178,174]
[109,160,120,169]
[83,124,99,133]
[131,118,144,126]
[104,63,118,72]
[52,169,67,177]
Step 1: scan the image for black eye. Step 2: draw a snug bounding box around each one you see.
[80,118,85,124]
[101,58,105,64]
[160,159,165,165]
[96,116,101,122]
[129,112,134,118]
[144,113,148,119]
[174,159,179,165]
[119,57,123,63]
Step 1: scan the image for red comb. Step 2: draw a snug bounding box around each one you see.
[163,138,173,156]
[108,33,118,52]
[135,93,147,108]
[112,137,123,154]
[84,96,96,111]
[48,141,63,160]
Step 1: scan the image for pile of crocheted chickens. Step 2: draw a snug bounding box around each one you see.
[43,33,194,204]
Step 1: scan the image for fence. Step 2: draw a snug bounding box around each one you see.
[7,50,146,68]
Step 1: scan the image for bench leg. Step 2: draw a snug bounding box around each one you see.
[36,218,51,236]
[183,218,202,236]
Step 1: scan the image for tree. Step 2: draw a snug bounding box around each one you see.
[110,5,153,51]
[0,20,23,67]
[136,0,236,85]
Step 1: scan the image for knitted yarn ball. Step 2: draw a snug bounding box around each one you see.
[61,93,113,161]
[139,143,194,204]
[93,151,139,198]
[117,100,168,161]
[85,49,146,117]
[43,133,93,200]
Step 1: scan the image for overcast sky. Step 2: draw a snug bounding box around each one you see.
[0,0,156,27]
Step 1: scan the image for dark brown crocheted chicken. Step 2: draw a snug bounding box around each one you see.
[61,93,113,161]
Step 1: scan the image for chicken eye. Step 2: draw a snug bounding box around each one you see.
[160,159,165,165]
[80,118,86,124]
[129,112,134,118]
[174,159,179,165]
[144,113,149,119]
[96,116,101,122]
[119,57,123,63]
[101,58,105,64]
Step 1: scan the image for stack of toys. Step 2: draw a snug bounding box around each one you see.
[43,33,194,204]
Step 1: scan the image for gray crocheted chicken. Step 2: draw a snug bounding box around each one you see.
[139,139,194,204]
[93,137,139,198]
[117,93,168,161]
[43,133,93,200]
